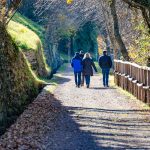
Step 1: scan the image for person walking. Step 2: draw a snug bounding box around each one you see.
[79,50,84,59]
[98,50,112,87]
[79,50,85,86]
[71,52,83,88]
[82,53,97,88]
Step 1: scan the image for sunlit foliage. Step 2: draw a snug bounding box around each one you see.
[66,0,73,5]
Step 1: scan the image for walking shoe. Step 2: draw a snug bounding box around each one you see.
[86,85,89,88]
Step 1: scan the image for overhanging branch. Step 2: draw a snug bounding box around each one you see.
[6,0,22,25]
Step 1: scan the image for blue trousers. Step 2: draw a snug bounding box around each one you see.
[85,75,90,86]
[74,72,81,86]
[102,68,110,86]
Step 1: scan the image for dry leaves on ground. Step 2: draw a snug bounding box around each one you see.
[0,91,61,150]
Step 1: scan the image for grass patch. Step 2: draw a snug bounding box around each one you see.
[58,63,68,72]
[109,74,150,109]
[95,62,102,74]
[12,13,45,42]
[117,86,150,109]
[7,20,40,51]
[42,63,68,93]
[7,14,51,78]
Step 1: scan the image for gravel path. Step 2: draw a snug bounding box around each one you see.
[44,66,150,150]
[1,65,150,150]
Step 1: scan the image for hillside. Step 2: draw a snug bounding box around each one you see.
[0,21,41,136]
[11,13,45,43]
[7,13,50,77]
[8,20,40,51]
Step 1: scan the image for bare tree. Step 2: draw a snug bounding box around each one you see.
[110,0,130,60]
[0,0,22,25]
[34,0,149,61]
[122,0,150,30]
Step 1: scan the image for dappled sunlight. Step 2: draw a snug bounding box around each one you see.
[7,20,40,50]
[67,106,150,149]
[0,0,150,148]
[51,65,150,149]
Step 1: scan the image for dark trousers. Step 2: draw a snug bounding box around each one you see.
[102,68,110,86]
[74,72,81,86]
[85,75,90,86]
[81,72,84,85]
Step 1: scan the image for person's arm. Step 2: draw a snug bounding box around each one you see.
[98,57,102,68]
[71,59,74,68]
[91,60,98,72]
[109,56,112,68]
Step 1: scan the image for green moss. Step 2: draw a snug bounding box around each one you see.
[0,23,41,135]
[7,20,40,51]
[41,63,68,93]
[7,13,51,77]
[36,42,51,74]
[12,13,45,42]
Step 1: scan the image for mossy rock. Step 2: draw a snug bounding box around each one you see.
[0,22,40,134]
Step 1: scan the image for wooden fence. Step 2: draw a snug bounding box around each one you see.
[114,60,150,104]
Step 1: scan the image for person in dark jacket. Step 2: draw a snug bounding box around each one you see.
[98,50,112,87]
[79,50,84,59]
[82,53,97,88]
[79,50,85,86]
[71,52,83,87]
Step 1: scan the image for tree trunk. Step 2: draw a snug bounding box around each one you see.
[68,39,71,63]
[141,8,150,32]
[100,0,119,59]
[110,0,130,61]
[70,35,74,55]
[147,57,150,67]
[122,0,150,32]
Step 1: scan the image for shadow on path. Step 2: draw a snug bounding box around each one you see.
[90,87,117,90]
[2,65,150,149]
[43,92,104,150]
[51,75,71,84]
[43,65,150,150]
[43,91,150,149]
[61,106,150,149]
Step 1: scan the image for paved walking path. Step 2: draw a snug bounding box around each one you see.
[0,65,150,150]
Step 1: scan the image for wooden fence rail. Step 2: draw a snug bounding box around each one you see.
[114,60,150,104]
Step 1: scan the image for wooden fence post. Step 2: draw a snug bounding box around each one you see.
[114,59,150,105]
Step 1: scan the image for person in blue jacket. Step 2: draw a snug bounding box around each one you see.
[98,50,112,87]
[71,52,83,87]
